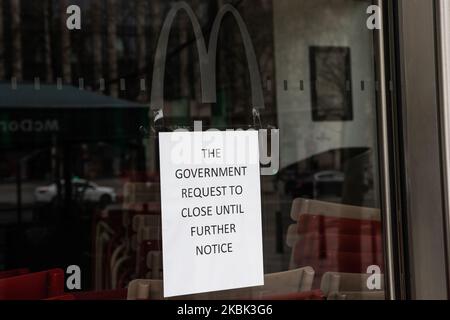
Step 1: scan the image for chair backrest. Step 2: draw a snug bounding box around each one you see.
[286,198,383,279]
[127,266,315,300]
[131,214,162,279]
[290,198,381,222]
[320,271,384,299]
[93,207,162,290]
[261,267,315,295]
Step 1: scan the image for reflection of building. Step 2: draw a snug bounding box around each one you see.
[1,1,277,124]
[1,0,278,170]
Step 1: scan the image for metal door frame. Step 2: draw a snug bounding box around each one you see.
[383,0,450,300]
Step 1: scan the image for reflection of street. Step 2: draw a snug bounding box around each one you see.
[0,178,123,225]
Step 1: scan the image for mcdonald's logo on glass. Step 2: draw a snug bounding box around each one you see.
[150,1,279,176]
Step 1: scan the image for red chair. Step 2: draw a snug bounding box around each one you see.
[297,214,382,236]
[92,205,161,290]
[294,232,382,255]
[0,268,29,280]
[290,213,383,288]
[136,240,162,279]
[0,269,64,300]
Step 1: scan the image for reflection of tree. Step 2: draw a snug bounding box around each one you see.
[249,0,275,120]
[107,0,118,97]
[316,50,347,97]
[179,2,190,103]
[193,0,204,104]
[92,0,103,91]
[60,0,72,83]
[0,0,4,80]
[11,0,22,81]
[43,0,53,83]
[216,0,228,90]
[215,0,275,125]
[231,3,247,115]
[1,0,276,122]
[136,0,146,101]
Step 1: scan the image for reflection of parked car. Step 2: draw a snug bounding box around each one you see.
[34,178,116,206]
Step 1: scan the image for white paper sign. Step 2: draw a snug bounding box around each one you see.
[159,130,264,298]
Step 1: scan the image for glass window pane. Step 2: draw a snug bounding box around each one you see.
[0,0,384,300]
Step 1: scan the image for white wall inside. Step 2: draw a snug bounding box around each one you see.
[273,0,377,169]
